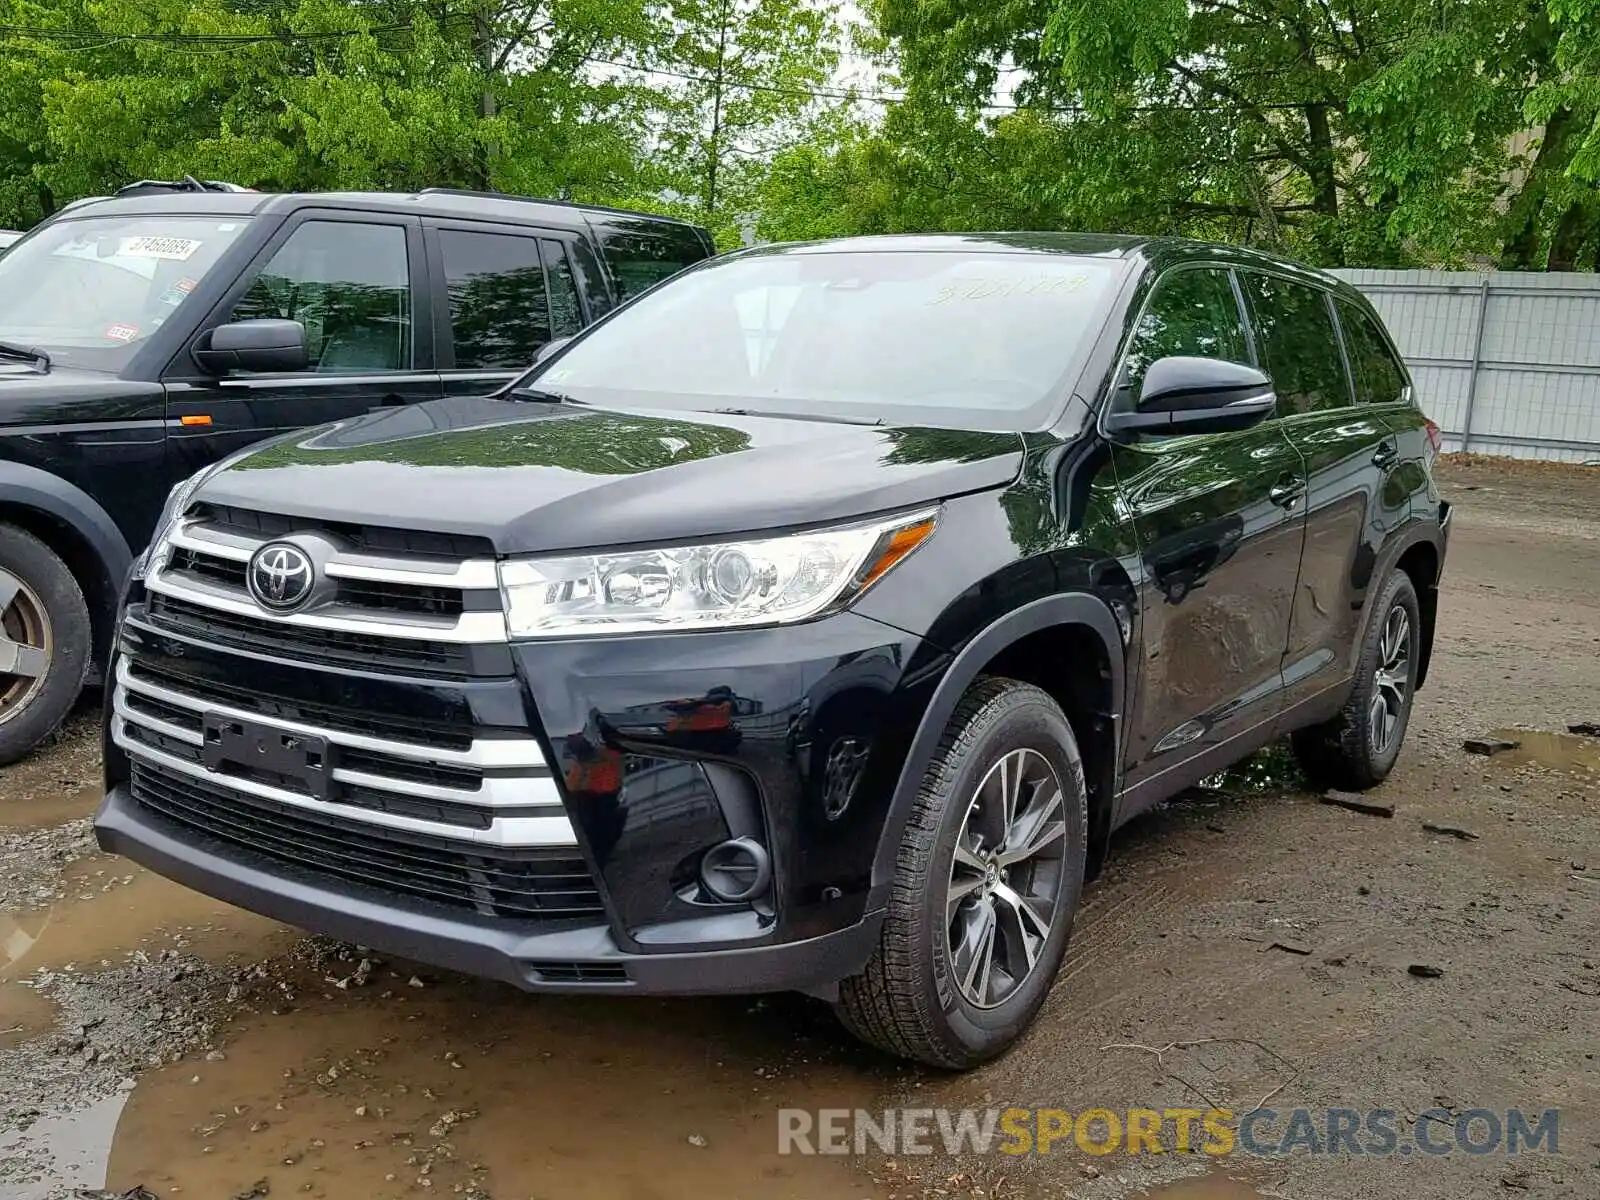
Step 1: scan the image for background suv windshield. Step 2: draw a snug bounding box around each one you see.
[0,215,249,369]
[540,250,1123,429]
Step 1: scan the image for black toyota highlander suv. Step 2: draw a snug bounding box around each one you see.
[0,181,712,763]
[96,234,1449,1068]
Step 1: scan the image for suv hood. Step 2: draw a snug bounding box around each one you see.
[200,396,1026,555]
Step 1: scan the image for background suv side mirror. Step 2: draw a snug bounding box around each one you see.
[1107,356,1276,436]
[193,319,309,375]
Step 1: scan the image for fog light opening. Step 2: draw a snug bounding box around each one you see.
[698,837,772,904]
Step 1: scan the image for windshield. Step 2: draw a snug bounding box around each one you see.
[0,215,250,369]
[537,249,1123,429]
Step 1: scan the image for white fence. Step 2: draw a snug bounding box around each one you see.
[1331,269,1600,463]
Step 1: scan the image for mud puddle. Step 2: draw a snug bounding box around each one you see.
[0,976,57,1045]
[0,1091,130,1200]
[1,859,287,983]
[105,950,895,1199]
[1140,1175,1272,1199]
[1488,728,1600,775]
[0,782,101,832]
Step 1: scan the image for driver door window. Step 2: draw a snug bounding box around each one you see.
[229,221,411,373]
[1121,268,1251,405]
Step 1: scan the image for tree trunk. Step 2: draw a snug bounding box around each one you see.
[703,0,731,218]
[36,184,55,219]
[1546,200,1594,271]
[471,5,499,191]
[1303,101,1343,265]
[1499,107,1574,270]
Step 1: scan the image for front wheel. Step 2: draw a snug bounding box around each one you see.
[1291,569,1421,791]
[0,524,91,766]
[835,678,1088,1068]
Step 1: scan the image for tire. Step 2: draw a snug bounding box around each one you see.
[835,677,1089,1069]
[0,524,92,766]
[1290,569,1421,791]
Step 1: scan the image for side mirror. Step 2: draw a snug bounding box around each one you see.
[193,319,309,375]
[1107,356,1276,436]
[534,335,573,366]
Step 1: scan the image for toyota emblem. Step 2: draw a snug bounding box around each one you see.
[247,542,315,611]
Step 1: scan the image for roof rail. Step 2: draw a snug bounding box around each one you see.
[115,176,253,197]
[415,187,701,227]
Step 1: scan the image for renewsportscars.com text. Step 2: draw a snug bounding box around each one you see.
[777,1107,1559,1158]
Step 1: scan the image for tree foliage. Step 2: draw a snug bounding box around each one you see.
[2,0,1599,270]
[763,0,1600,269]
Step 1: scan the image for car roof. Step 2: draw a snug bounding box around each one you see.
[729,231,1361,301]
[44,188,709,234]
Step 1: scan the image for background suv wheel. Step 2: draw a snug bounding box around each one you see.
[1291,568,1421,790]
[0,524,90,765]
[835,677,1088,1068]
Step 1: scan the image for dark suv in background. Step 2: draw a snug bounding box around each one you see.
[0,183,713,761]
[96,234,1448,1068]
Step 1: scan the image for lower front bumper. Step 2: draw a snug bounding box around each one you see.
[95,784,883,996]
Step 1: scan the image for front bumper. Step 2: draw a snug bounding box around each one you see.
[97,782,884,994]
[97,589,933,995]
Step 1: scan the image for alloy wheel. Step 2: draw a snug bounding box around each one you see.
[0,567,52,725]
[945,748,1068,1009]
[1369,604,1411,755]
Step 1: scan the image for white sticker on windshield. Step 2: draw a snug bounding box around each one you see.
[121,236,202,261]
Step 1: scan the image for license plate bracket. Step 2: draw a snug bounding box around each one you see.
[201,715,335,800]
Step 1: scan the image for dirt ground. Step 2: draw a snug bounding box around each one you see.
[2,455,1597,1200]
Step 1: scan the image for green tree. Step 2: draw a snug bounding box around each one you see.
[656,0,840,242]
[766,0,1600,269]
[0,0,671,225]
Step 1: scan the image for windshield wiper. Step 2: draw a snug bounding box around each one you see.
[0,339,49,372]
[710,407,884,427]
[506,386,575,404]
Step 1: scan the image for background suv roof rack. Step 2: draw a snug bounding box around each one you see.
[416,187,698,226]
[115,176,252,197]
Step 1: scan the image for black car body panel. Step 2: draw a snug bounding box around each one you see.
[197,397,1025,553]
[95,232,1448,1002]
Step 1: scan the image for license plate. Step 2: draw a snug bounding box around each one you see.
[202,715,334,800]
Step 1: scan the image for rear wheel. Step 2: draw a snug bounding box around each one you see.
[834,678,1088,1068]
[0,525,91,765]
[1290,569,1420,791]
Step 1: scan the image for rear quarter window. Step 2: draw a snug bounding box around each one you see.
[1337,299,1409,406]
[595,219,713,303]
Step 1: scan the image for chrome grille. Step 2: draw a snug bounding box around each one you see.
[112,657,576,848]
[143,510,511,677]
[128,762,602,920]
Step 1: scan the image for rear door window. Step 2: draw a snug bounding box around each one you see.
[540,239,584,339]
[439,229,552,368]
[595,220,712,303]
[1241,274,1352,414]
[1337,300,1408,406]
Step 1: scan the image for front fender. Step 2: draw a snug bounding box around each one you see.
[867,592,1126,908]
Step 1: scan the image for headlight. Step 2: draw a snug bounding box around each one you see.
[498,508,939,638]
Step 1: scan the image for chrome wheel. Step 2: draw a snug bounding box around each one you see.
[946,748,1067,1009]
[0,567,52,726]
[1369,604,1411,755]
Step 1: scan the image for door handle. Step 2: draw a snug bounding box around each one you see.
[1372,440,1399,468]
[1269,479,1305,510]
